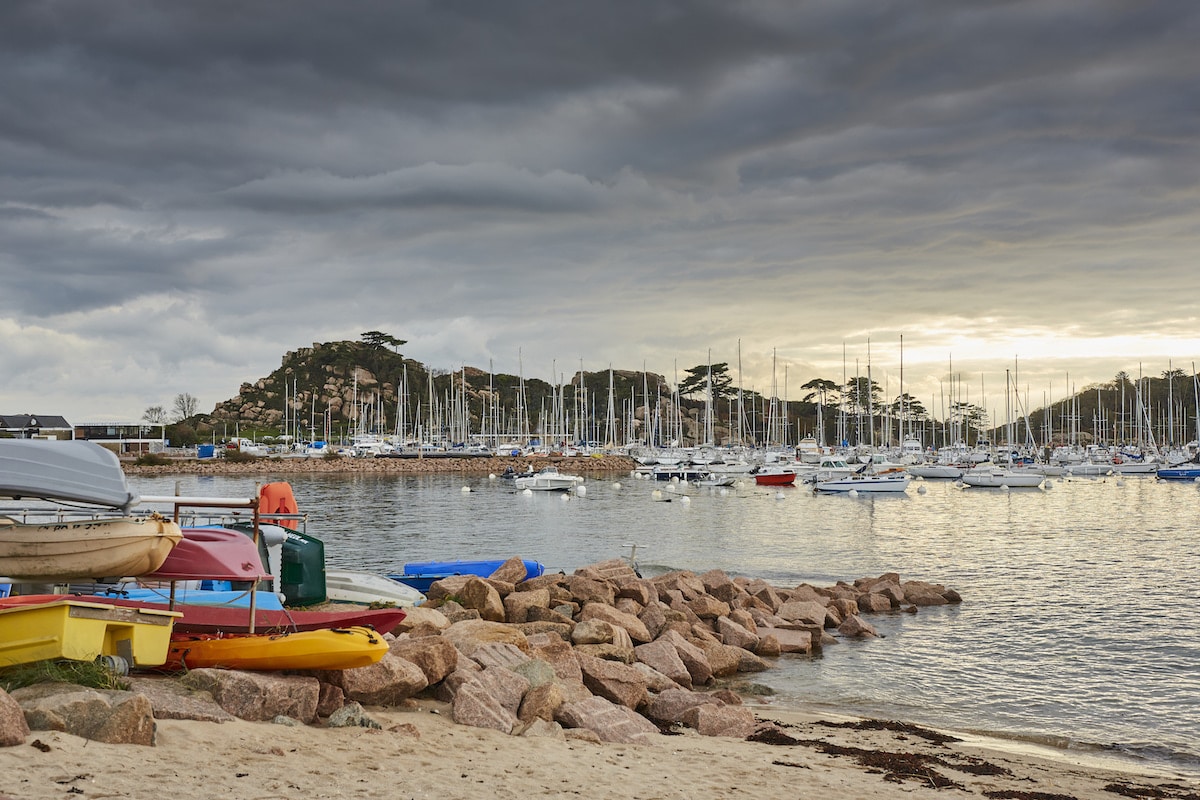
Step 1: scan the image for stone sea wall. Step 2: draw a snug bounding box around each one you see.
[123,454,640,477]
[0,557,961,746]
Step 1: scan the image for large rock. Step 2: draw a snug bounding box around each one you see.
[574,558,639,582]
[686,597,729,623]
[468,642,532,672]
[488,556,533,584]
[0,688,29,746]
[125,676,235,722]
[571,618,616,645]
[387,635,460,685]
[756,626,812,654]
[682,703,759,737]
[613,577,656,606]
[776,599,828,626]
[642,687,719,727]
[528,636,584,683]
[392,605,451,633]
[838,614,879,637]
[856,593,893,613]
[658,629,714,686]
[575,652,649,710]
[181,669,319,723]
[320,652,428,706]
[503,587,551,623]
[716,616,760,651]
[564,575,615,606]
[652,571,707,601]
[442,619,530,657]
[517,682,568,723]
[457,576,507,621]
[743,579,784,612]
[579,602,652,643]
[555,696,660,744]
[15,686,156,745]
[633,638,692,689]
[452,679,518,734]
[693,640,743,678]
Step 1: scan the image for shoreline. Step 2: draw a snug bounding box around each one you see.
[3,698,1194,800]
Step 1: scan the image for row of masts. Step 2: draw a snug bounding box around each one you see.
[275,349,1200,454]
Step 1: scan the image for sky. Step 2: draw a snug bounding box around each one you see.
[3,0,1200,431]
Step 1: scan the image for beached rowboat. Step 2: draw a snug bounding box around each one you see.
[0,514,183,581]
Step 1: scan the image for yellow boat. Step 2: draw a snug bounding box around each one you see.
[0,514,183,581]
[164,626,389,671]
[0,597,181,668]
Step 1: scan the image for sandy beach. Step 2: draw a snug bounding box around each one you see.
[2,698,1195,800]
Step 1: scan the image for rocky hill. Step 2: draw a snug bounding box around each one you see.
[208,336,669,438]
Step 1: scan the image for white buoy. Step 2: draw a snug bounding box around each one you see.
[461,486,471,493]
[848,489,859,498]
[671,476,680,484]
[575,484,587,497]
[917,485,927,494]
[1116,478,1125,487]
[718,487,728,496]
[1000,484,1010,491]
[612,482,622,489]
[652,489,663,500]
[560,493,570,501]
[680,495,691,504]
[666,483,676,493]
[488,473,496,480]
[1044,481,1053,490]
[775,491,786,500]
[522,488,533,496]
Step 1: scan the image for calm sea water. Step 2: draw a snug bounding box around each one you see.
[128,470,1200,778]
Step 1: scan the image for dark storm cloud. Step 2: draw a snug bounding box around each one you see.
[1,0,1198,420]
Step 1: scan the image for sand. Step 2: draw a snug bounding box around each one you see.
[2,699,1195,800]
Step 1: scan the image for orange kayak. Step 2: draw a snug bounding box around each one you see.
[164,625,388,671]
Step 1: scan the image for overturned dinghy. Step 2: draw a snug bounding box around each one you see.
[0,515,183,581]
[0,439,138,510]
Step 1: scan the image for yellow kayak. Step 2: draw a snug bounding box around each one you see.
[165,626,388,671]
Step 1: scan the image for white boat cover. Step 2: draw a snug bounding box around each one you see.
[0,440,137,510]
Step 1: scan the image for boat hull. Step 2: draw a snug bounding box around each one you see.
[3,594,407,636]
[163,625,388,671]
[0,515,183,581]
[754,472,796,486]
[391,559,545,592]
[961,471,1044,488]
[323,569,425,607]
[1157,466,1200,480]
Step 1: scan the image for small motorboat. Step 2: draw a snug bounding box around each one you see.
[514,467,584,492]
[753,467,796,486]
[323,569,425,607]
[162,625,389,671]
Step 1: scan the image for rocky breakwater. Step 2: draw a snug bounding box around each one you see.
[123,454,639,477]
[0,559,960,747]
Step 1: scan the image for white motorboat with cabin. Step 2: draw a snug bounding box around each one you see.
[813,468,911,494]
[514,466,584,492]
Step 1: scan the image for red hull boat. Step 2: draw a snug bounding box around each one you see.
[754,469,796,486]
[0,594,406,636]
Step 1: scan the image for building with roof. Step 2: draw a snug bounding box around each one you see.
[0,414,74,439]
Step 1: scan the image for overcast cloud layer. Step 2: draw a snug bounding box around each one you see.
[3,0,1199,428]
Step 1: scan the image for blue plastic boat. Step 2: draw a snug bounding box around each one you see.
[389,559,545,592]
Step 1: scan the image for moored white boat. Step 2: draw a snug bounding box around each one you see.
[906,463,965,479]
[960,467,1044,488]
[813,471,911,493]
[514,466,584,492]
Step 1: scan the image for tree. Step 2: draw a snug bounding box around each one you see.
[172,393,199,422]
[361,331,407,352]
[142,405,167,424]
[801,378,839,404]
[890,393,928,421]
[677,363,733,401]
